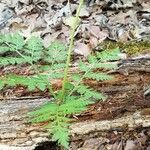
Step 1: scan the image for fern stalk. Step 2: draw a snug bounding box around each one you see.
[61,0,84,102]
[68,65,92,97]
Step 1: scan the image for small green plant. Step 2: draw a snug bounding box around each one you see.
[0,0,120,149]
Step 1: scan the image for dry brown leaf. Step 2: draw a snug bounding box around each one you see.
[43,31,62,47]
[124,140,140,150]
[74,41,91,57]
[79,5,90,17]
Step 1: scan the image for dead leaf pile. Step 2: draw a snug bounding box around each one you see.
[70,128,150,150]
[0,0,149,56]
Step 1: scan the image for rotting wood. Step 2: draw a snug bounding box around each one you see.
[0,58,150,149]
[70,110,150,140]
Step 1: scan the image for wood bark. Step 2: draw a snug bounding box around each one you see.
[0,57,150,149]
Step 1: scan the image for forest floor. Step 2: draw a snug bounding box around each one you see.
[0,0,150,150]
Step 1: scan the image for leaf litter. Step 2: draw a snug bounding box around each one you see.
[0,0,150,55]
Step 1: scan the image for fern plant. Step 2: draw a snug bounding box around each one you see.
[27,48,120,149]
[0,0,120,149]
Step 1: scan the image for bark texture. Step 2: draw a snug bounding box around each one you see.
[0,57,150,149]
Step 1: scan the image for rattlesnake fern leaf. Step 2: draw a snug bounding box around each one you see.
[0,1,120,149]
[0,34,120,149]
[0,31,120,148]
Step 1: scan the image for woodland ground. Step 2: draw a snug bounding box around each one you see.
[0,0,150,150]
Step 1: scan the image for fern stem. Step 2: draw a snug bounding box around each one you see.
[68,65,92,96]
[15,49,26,58]
[47,84,57,100]
[61,0,84,102]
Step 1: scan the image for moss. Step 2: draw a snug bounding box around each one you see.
[98,40,150,56]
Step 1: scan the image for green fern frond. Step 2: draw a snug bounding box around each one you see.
[50,118,70,149]
[28,93,93,148]
[0,33,44,66]
[45,41,67,63]
[0,46,14,53]
[47,63,66,79]
[50,63,66,70]
[76,84,106,100]
[0,57,32,65]
[29,103,58,117]
[0,74,48,91]
[30,111,57,123]
[71,74,82,82]
[59,98,93,114]
[0,19,121,149]
[31,106,70,148]
[25,36,43,63]
[29,102,71,149]
[96,48,120,62]
[79,49,119,72]
[0,33,68,66]
[87,55,98,64]
[78,60,89,72]
[26,36,43,52]
[3,33,25,50]
[87,55,118,69]
[48,72,64,79]
[30,111,56,123]
[84,72,113,81]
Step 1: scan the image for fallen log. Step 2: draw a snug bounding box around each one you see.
[0,58,150,149]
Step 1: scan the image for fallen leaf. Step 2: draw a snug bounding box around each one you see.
[74,41,91,57]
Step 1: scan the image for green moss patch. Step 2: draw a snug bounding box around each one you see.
[98,40,150,56]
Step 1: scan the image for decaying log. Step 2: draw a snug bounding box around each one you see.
[0,58,150,149]
[0,98,50,149]
[70,110,150,139]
